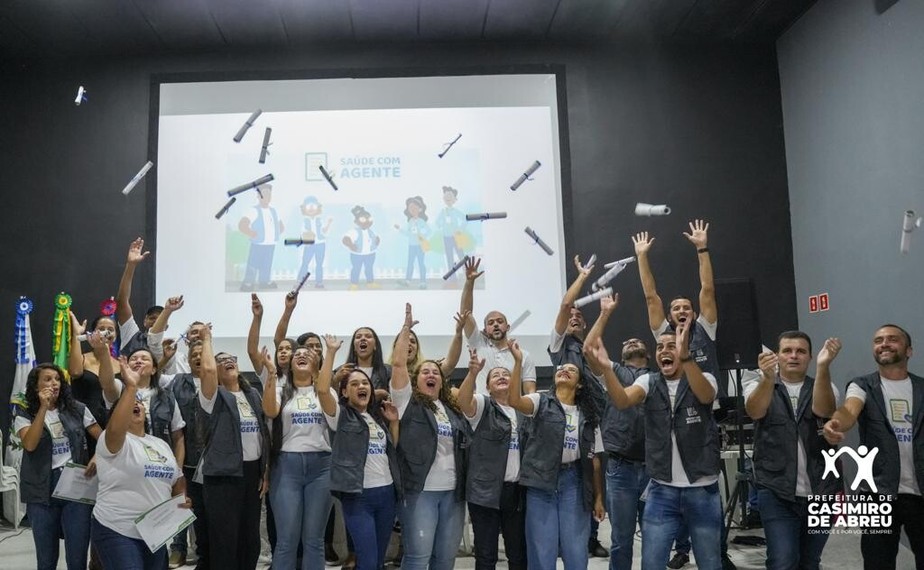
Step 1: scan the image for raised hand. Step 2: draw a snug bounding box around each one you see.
[324,334,343,352]
[757,350,779,379]
[683,219,710,249]
[632,232,655,256]
[676,318,692,361]
[454,310,470,335]
[333,363,354,385]
[404,303,419,330]
[509,339,523,363]
[38,386,55,409]
[126,237,150,265]
[284,290,299,309]
[251,293,263,318]
[381,400,399,422]
[582,338,611,368]
[87,330,111,354]
[599,293,619,314]
[69,310,87,337]
[573,254,594,277]
[118,356,140,389]
[464,256,484,282]
[260,346,276,376]
[817,338,842,367]
[467,348,486,375]
[164,295,184,313]
[162,339,178,362]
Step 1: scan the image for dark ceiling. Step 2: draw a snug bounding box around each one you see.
[0,0,816,60]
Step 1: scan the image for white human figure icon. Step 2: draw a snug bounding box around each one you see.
[847,445,879,493]
[821,448,845,479]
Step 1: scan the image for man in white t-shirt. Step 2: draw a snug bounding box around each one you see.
[586,315,723,570]
[459,257,537,394]
[744,331,842,569]
[824,324,924,569]
[238,184,283,291]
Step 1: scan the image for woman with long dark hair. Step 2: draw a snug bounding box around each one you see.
[346,326,392,391]
[15,362,101,570]
[507,341,605,570]
[317,327,402,570]
[68,311,120,432]
[391,304,471,570]
[263,340,338,569]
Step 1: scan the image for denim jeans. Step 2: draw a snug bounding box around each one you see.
[605,456,649,570]
[525,464,591,570]
[399,490,465,570]
[27,468,93,570]
[674,519,691,555]
[91,518,167,570]
[341,485,397,570]
[468,482,527,570]
[757,489,829,570]
[270,451,332,570]
[642,480,723,570]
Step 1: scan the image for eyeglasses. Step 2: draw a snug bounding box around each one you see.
[556,364,580,374]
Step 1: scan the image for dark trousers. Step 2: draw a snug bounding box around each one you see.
[170,466,208,568]
[468,483,527,570]
[861,494,924,570]
[203,460,262,570]
[91,518,167,570]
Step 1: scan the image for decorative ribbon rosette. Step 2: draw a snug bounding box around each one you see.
[52,292,73,379]
[99,296,119,358]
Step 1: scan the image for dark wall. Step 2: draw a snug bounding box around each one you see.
[0,42,796,427]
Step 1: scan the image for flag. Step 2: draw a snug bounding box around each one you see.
[4,296,35,527]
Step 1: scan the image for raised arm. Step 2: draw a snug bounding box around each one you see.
[457,348,485,418]
[583,294,618,375]
[745,350,780,420]
[506,341,534,415]
[105,357,140,454]
[67,311,87,378]
[584,337,646,409]
[390,304,417,391]
[116,237,150,326]
[555,255,595,335]
[88,332,120,405]
[440,311,468,378]
[683,220,716,324]
[18,387,54,452]
[812,338,841,418]
[676,318,715,404]
[274,292,298,348]
[198,326,218,401]
[247,294,264,373]
[632,232,667,330]
[149,296,184,364]
[459,257,484,338]
[318,335,343,417]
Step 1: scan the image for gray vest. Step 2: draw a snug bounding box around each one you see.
[644,372,720,483]
[601,363,649,461]
[17,403,90,504]
[147,386,177,449]
[519,393,597,509]
[851,372,924,495]
[466,398,523,509]
[753,376,842,500]
[330,404,401,496]
[396,398,470,500]
[201,386,269,477]
[171,374,204,468]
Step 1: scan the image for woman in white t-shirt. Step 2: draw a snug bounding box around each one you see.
[507,341,605,570]
[91,357,187,570]
[390,304,471,570]
[15,363,102,570]
[264,340,339,570]
[318,333,401,570]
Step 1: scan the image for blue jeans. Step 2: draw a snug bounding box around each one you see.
[399,490,465,570]
[674,519,691,555]
[605,457,649,570]
[350,253,375,284]
[757,489,828,570]
[525,464,591,570]
[298,242,326,284]
[27,468,93,570]
[642,481,723,570]
[270,451,332,570]
[91,518,167,570]
[341,485,397,570]
[405,245,425,282]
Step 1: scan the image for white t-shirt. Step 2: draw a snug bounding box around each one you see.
[104,380,186,435]
[465,394,520,482]
[199,389,263,462]
[392,382,456,491]
[846,377,920,495]
[14,408,97,470]
[146,330,191,375]
[93,432,180,539]
[633,372,719,487]
[522,394,604,464]
[743,378,841,497]
[118,318,140,351]
[329,410,394,489]
[274,385,338,453]
[467,331,537,394]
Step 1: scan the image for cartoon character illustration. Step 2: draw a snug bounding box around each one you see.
[436,186,467,278]
[394,196,432,289]
[297,196,333,288]
[238,184,283,291]
[343,205,380,290]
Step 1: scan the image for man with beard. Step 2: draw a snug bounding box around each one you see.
[582,293,652,569]
[585,312,723,570]
[147,295,210,375]
[824,324,924,570]
[460,257,537,394]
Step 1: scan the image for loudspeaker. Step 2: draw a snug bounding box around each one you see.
[714,278,761,370]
